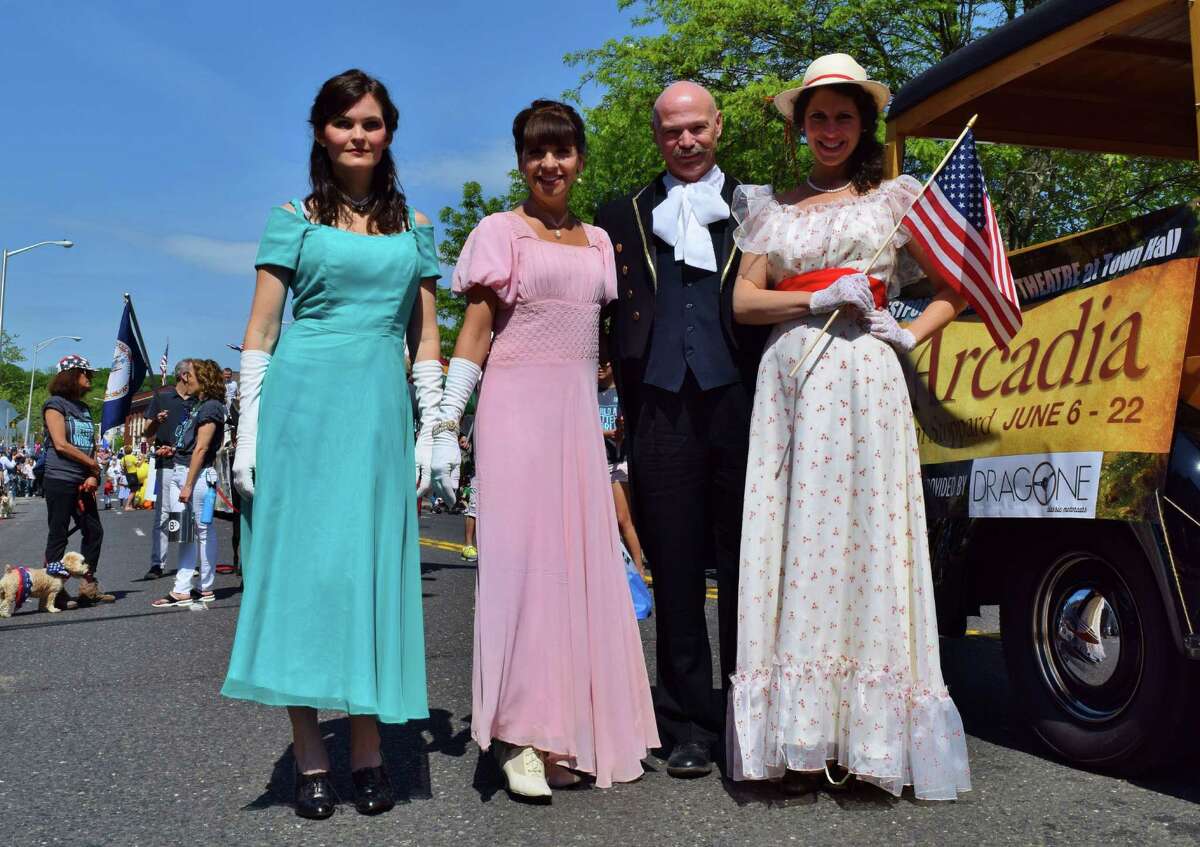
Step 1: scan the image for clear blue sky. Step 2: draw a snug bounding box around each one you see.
[0,1,652,372]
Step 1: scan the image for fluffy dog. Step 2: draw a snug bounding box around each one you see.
[0,552,89,617]
[0,491,12,519]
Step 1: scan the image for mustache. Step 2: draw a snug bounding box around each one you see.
[672,144,710,157]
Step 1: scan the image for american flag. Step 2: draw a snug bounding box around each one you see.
[159,342,169,380]
[901,130,1021,348]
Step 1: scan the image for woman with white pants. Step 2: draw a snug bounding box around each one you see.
[152,359,228,607]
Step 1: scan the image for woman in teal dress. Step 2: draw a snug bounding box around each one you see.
[222,69,447,820]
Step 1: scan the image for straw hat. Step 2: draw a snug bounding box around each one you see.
[773,53,891,121]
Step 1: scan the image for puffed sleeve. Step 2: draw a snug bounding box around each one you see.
[882,175,926,289]
[595,228,618,305]
[451,213,518,306]
[412,223,442,281]
[254,205,310,271]
[881,175,923,250]
[730,184,782,255]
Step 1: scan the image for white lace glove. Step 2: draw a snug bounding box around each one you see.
[864,308,917,353]
[430,357,482,505]
[809,272,875,315]
[232,349,270,499]
[410,359,444,498]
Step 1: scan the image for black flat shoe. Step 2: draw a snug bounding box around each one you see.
[294,768,337,819]
[351,765,395,815]
[666,741,713,778]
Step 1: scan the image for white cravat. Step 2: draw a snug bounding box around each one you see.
[652,165,728,273]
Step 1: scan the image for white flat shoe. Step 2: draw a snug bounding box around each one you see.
[495,742,552,798]
[545,760,582,788]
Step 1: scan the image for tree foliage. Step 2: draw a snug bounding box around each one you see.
[0,330,112,446]
[559,0,1199,246]
[432,0,1200,341]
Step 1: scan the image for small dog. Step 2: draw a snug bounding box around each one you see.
[0,552,89,617]
[0,491,12,519]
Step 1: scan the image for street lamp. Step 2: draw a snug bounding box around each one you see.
[24,334,82,448]
[0,240,74,359]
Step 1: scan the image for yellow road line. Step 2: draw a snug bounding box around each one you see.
[420,538,467,553]
[965,629,1001,638]
[422,542,722,601]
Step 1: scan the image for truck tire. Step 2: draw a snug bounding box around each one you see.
[999,524,1191,774]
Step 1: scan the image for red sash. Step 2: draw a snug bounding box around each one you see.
[776,267,888,309]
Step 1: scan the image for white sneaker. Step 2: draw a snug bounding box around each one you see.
[495,742,552,798]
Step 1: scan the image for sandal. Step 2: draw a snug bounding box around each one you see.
[196,591,215,603]
[151,592,193,608]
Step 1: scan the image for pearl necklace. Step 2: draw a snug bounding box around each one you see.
[806,177,852,194]
[527,204,572,239]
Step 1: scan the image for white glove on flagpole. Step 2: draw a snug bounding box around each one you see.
[410,359,444,498]
[809,272,875,315]
[232,349,270,499]
[430,357,481,506]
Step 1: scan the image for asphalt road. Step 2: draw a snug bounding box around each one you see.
[1,497,1198,847]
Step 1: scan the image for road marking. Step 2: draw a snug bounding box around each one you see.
[419,538,720,598]
[420,538,467,553]
[965,629,1001,639]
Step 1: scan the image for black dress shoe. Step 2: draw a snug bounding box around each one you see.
[294,769,337,819]
[351,765,396,815]
[666,741,713,778]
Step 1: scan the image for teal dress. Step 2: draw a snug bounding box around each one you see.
[222,201,438,723]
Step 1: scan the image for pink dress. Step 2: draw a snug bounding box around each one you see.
[452,211,660,788]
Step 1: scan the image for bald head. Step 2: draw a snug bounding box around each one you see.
[653,81,717,128]
[652,81,723,183]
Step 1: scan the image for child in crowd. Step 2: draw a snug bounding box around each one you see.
[598,360,644,576]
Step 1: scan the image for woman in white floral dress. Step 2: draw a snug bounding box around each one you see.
[727,54,972,800]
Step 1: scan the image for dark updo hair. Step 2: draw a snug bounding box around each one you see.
[512,100,587,160]
[306,69,409,234]
[793,83,884,195]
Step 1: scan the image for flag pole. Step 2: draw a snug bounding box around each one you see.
[787,114,979,378]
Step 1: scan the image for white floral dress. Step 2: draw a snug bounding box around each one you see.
[728,177,971,800]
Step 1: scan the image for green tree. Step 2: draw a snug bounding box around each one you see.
[436,181,511,358]
[562,0,1200,244]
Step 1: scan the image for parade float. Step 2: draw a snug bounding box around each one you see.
[884,0,1200,771]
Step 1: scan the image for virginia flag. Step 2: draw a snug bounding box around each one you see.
[101,297,150,432]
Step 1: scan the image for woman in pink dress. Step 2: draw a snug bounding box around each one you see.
[434,100,659,799]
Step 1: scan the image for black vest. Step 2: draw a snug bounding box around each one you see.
[643,204,740,393]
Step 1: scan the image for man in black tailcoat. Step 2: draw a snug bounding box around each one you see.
[595,81,767,778]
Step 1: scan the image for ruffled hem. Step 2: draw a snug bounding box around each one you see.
[728,658,971,800]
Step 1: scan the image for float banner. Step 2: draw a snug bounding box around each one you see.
[898,201,1200,519]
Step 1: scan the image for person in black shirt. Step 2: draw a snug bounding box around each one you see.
[141,359,196,580]
[41,355,115,607]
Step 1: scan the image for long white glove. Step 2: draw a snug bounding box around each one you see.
[410,359,444,497]
[809,272,875,315]
[864,308,917,352]
[232,349,271,499]
[430,357,481,505]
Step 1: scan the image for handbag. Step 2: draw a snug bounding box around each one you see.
[623,543,652,620]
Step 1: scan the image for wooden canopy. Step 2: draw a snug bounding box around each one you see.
[884,0,1199,175]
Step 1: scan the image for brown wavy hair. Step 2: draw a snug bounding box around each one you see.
[793,83,884,195]
[191,359,226,404]
[305,69,409,234]
[48,368,89,400]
